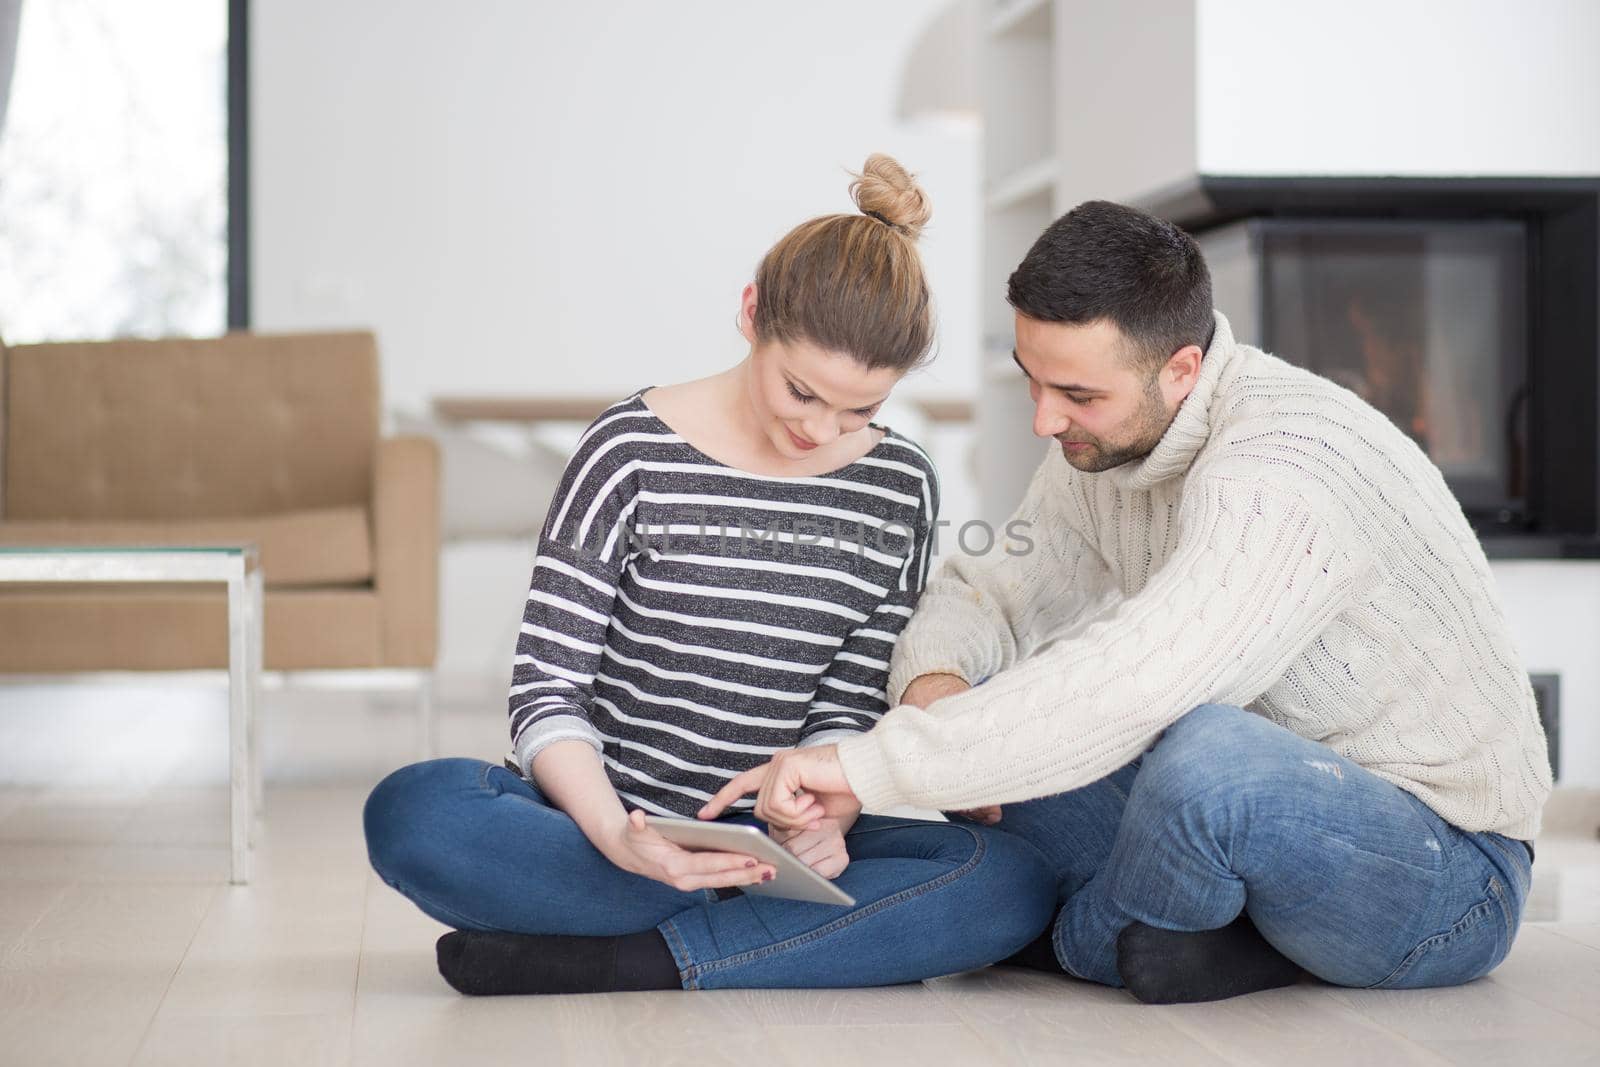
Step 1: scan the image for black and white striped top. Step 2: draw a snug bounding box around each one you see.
[506,390,940,817]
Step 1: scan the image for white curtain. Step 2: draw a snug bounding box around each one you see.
[0,0,20,143]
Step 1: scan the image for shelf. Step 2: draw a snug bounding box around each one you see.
[986,157,1056,212]
[909,397,976,424]
[988,0,1051,38]
[432,395,614,423]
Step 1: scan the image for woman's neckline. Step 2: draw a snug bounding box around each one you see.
[635,386,893,481]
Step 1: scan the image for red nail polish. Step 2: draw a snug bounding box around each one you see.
[763,870,774,882]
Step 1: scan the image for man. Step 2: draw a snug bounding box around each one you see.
[702,200,1551,1003]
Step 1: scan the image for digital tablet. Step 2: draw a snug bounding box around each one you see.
[644,816,856,906]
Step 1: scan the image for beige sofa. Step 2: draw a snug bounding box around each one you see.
[0,331,439,674]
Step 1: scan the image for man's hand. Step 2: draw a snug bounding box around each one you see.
[698,745,861,831]
[901,671,971,709]
[900,673,999,825]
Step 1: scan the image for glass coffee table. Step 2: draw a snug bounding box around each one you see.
[0,544,263,883]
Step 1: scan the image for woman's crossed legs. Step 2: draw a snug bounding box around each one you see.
[363,758,1058,991]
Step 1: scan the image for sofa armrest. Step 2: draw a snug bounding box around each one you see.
[373,434,441,667]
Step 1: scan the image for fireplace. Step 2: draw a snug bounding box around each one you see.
[1206,217,1529,523]
[1144,177,1600,558]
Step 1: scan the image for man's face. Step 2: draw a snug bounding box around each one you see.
[1012,314,1193,473]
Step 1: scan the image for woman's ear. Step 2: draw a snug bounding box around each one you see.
[737,283,759,344]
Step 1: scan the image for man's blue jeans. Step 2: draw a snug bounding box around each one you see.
[363,758,1058,990]
[992,703,1534,989]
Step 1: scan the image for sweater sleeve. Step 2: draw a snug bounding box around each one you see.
[507,416,639,777]
[800,451,940,749]
[886,448,1110,703]
[838,476,1370,812]
[507,538,625,776]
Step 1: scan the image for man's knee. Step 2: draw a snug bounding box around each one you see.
[1151,704,1290,771]
[1159,702,1261,748]
[1134,705,1286,819]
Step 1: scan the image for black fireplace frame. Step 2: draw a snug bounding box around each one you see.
[1138,176,1600,560]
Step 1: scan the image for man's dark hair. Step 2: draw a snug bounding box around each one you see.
[1007,200,1214,372]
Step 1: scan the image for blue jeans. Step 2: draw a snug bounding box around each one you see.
[991,703,1534,989]
[363,758,1057,990]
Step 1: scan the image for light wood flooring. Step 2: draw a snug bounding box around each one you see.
[0,678,1596,1066]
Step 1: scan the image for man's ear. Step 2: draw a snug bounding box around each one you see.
[1163,344,1204,403]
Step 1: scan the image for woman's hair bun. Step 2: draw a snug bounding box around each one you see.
[849,153,931,240]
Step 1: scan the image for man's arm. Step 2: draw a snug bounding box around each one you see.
[900,672,971,708]
[840,477,1370,813]
[887,449,1109,704]
[900,675,1001,825]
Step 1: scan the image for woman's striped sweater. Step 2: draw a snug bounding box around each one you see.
[506,390,940,817]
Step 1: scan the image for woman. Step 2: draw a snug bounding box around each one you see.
[363,155,1055,995]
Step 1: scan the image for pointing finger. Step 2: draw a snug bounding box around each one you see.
[698,765,770,820]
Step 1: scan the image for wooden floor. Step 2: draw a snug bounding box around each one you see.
[0,678,1597,1066]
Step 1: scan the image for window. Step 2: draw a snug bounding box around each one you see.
[0,0,239,344]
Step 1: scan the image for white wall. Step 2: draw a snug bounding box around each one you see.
[251,1,979,412]
[1492,563,1600,785]
[1054,0,1196,209]
[1196,0,1600,176]
[251,1,983,696]
[1040,0,1600,783]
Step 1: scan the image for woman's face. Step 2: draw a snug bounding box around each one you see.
[737,284,906,460]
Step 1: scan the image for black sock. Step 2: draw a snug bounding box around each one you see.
[436,929,681,995]
[1115,916,1304,1004]
[998,926,1069,975]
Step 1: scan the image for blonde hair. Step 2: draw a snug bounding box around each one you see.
[751,153,935,373]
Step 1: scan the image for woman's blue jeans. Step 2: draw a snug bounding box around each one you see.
[992,703,1535,989]
[363,758,1058,990]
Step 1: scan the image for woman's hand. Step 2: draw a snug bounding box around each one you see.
[600,810,776,892]
[771,813,855,879]
[949,805,1002,825]
[532,742,773,891]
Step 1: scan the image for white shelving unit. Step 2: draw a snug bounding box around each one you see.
[982,349,1019,383]
[978,0,1060,526]
[986,156,1057,212]
[975,1,1207,524]
[987,0,1051,39]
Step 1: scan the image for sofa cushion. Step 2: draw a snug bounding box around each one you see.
[0,587,383,671]
[0,506,372,587]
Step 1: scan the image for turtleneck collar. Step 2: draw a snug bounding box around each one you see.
[1103,310,1239,493]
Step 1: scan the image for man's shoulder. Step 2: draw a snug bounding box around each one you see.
[1195,345,1448,540]
[1210,345,1421,463]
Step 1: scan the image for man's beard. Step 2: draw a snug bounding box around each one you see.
[1057,376,1172,473]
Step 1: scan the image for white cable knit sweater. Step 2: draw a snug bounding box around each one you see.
[837,312,1552,840]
